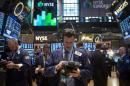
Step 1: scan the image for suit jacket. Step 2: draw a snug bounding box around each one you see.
[45,48,92,86]
[91,49,109,79]
[117,54,130,80]
[5,48,31,86]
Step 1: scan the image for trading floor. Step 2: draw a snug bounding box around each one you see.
[88,72,119,86]
[32,72,119,86]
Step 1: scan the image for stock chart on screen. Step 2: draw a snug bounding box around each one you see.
[33,0,57,31]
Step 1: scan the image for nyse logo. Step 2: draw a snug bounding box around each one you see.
[35,36,47,41]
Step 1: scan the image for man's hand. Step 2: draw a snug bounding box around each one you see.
[55,61,67,71]
[39,68,45,74]
[6,61,15,69]
[6,61,22,69]
[35,65,41,74]
[68,69,81,78]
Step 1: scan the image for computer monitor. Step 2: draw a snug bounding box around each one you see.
[33,0,57,31]
[51,43,62,52]
[3,15,21,40]
[120,16,130,43]
[0,12,4,35]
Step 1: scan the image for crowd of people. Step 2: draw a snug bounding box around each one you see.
[0,29,130,86]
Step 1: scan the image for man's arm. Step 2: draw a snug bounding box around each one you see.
[69,52,93,79]
[44,51,66,77]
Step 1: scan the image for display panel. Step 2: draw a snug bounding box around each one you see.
[111,0,130,21]
[84,43,96,51]
[0,36,5,52]
[3,15,21,39]
[33,0,57,31]
[51,42,76,52]
[120,16,130,40]
[0,12,4,34]
[80,0,113,17]
[51,43,62,52]
[21,43,34,49]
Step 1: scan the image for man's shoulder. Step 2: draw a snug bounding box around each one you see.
[74,48,87,57]
[52,49,62,54]
[75,48,90,54]
[19,48,29,55]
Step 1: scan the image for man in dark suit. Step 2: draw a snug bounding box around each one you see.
[117,47,130,86]
[45,29,92,86]
[35,43,50,86]
[2,38,31,86]
[91,43,109,86]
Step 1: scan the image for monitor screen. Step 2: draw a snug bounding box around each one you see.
[111,0,130,21]
[21,43,34,49]
[84,42,96,51]
[0,12,4,34]
[3,15,21,40]
[33,0,57,31]
[51,43,62,52]
[120,16,130,40]
[0,36,5,52]
[80,0,113,17]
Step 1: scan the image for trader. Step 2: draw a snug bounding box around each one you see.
[45,29,92,86]
[4,38,31,86]
[35,43,50,86]
[117,47,130,86]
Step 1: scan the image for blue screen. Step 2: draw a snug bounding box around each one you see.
[3,16,21,39]
[51,43,62,52]
[120,16,130,39]
[0,12,4,34]
[0,36,5,52]
[84,43,96,51]
[21,43,34,49]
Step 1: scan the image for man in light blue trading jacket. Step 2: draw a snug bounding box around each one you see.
[45,29,92,86]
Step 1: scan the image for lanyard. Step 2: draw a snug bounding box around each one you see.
[42,53,46,67]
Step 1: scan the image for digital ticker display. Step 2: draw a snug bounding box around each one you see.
[3,16,21,39]
[120,16,130,40]
[33,0,57,31]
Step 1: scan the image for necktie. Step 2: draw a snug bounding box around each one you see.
[64,51,69,61]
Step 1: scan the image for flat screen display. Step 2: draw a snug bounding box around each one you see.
[3,15,21,40]
[0,12,4,34]
[50,42,77,52]
[84,43,96,51]
[120,16,130,40]
[0,36,5,52]
[111,0,130,21]
[33,0,57,31]
[80,0,113,17]
[51,43,62,52]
